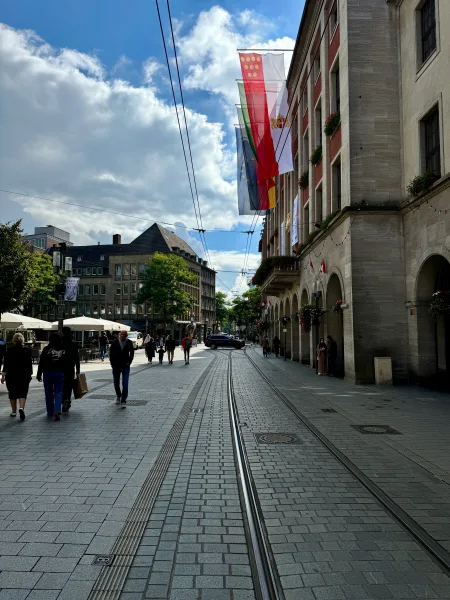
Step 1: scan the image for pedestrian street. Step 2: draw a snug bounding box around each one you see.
[0,345,450,600]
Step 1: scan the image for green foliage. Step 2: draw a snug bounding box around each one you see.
[136,252,196,319]
[324,112,341,136]
[0,220,35,315]
[298,170,309,189]
[310,145,322,166]
[23,253,60,315]
[229,287,262,327]
[215,291,229,327]
[407,171,439,196]
[300,304,325,332]
[252,256,298,287]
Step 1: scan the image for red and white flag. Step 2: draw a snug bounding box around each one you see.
[309,260,315,275]
[319,260,326,274]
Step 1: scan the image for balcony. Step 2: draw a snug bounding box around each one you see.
[252,256,300,295]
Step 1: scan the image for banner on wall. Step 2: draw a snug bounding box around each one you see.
[64,277,79,302]
[292,196,299,246]
[280,220,285,256]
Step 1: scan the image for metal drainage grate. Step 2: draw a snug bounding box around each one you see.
[126,400,148,406]
[351,424,401,435]
[92,554,115,566]
[94,379,114,382]
[88,395,117,400]
[321,408,337,413]
[255,433,302,445]
[192,408,204,413]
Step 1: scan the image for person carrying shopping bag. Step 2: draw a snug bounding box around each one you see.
[37,333,66,421]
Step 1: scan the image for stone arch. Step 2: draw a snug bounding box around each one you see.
[291,292,300,361]
[300,288,310,364]
[414,254,450,389]
[326,273,345,376]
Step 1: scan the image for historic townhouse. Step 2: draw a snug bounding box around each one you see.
[256,0,449,387]
[41,224,216,342]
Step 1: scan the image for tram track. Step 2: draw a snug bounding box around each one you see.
[239,347,450,580]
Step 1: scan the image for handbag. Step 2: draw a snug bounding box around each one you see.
[73,373,88,399]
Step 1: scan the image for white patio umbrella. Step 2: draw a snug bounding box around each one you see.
[51,316,106,331]
[0,313,55,330]
[95,318,130,332]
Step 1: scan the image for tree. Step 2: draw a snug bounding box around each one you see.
[215,291,229,328]
[23,253,60,316]
[0,221,35,316]
[136,252,197,321]
[229,287,262,331]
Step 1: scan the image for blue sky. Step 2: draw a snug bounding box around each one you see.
[0,0,304,295]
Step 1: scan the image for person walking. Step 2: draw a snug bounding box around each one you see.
[144,335,156,364]
[317,338,327,375]
[109,330,134,408]
[272,336,281,358]
[99,332,109,362]
[61,327,81,413]
[181,335,192,365]
[165,335,176,365]
[0,335,6,373]
[37,333,66,421]
[157,345,165,364]
[326,335,338,377]
[1,333,32,420]
[262,336,270,358]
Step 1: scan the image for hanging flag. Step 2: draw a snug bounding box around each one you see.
[64,277,79,301]
[238,52,293,209]
[236,127,259,215]
[320,260,326,274]
[309,260,315,275]
[292,196,299,246]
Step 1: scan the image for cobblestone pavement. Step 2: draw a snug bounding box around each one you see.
[1,344,450,599]
[247,347,450,553]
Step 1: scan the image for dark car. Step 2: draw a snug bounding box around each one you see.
[205,334,245,350]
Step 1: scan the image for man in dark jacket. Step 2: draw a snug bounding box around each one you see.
[62,327,81,413]
[109,331,134,408]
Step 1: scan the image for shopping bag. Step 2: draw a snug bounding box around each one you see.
[73,373,88,399]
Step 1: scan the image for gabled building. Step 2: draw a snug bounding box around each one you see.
[255,0,449,387]
[41,224,216,341]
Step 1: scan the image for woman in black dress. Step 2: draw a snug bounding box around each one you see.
[1,333,33,421]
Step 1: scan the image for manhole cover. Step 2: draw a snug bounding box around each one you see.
[351,424,401,435]
[92,554,114,566]
[255,433,302,445]
[126,400,148,406]
[321,408,337,413]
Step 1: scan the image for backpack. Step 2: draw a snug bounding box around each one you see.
[185,339,192,351]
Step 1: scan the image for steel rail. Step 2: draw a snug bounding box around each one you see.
[227,353,285,600]
[244,349,450,577]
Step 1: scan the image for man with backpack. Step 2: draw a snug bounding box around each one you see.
[181,335,192,365]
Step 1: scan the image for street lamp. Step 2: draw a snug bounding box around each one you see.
[282,316,288,361]
[312,289,322,374]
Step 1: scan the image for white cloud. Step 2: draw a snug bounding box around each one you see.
[142,58,162,85]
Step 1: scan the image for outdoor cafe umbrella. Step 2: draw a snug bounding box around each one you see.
[95,318,131,332]
[0,313,55,330]
[50,316,106,331]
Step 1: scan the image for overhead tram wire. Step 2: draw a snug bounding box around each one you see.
[0,189,256,233]
[165,0,215,272]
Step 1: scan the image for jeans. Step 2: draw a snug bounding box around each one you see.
[113,367,130,401]
[63,369,76,404]
[184,349,190,364]
[43,372,64,416]
[100,347,107,359]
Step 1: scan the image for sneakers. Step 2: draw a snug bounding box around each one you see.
[121,400,126,410]
[10,412,16,418]
[62,400,70,413]
[54,412,60,421]
[115,397,121,405]
[19,409,25,421]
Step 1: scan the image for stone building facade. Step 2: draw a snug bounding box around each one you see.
[256,0,449,387]
[40,224,216,341]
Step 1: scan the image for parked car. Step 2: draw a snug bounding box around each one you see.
[205,334,245,350]
[127,331,143,349]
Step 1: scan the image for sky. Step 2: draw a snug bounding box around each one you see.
[0,0,304,297]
